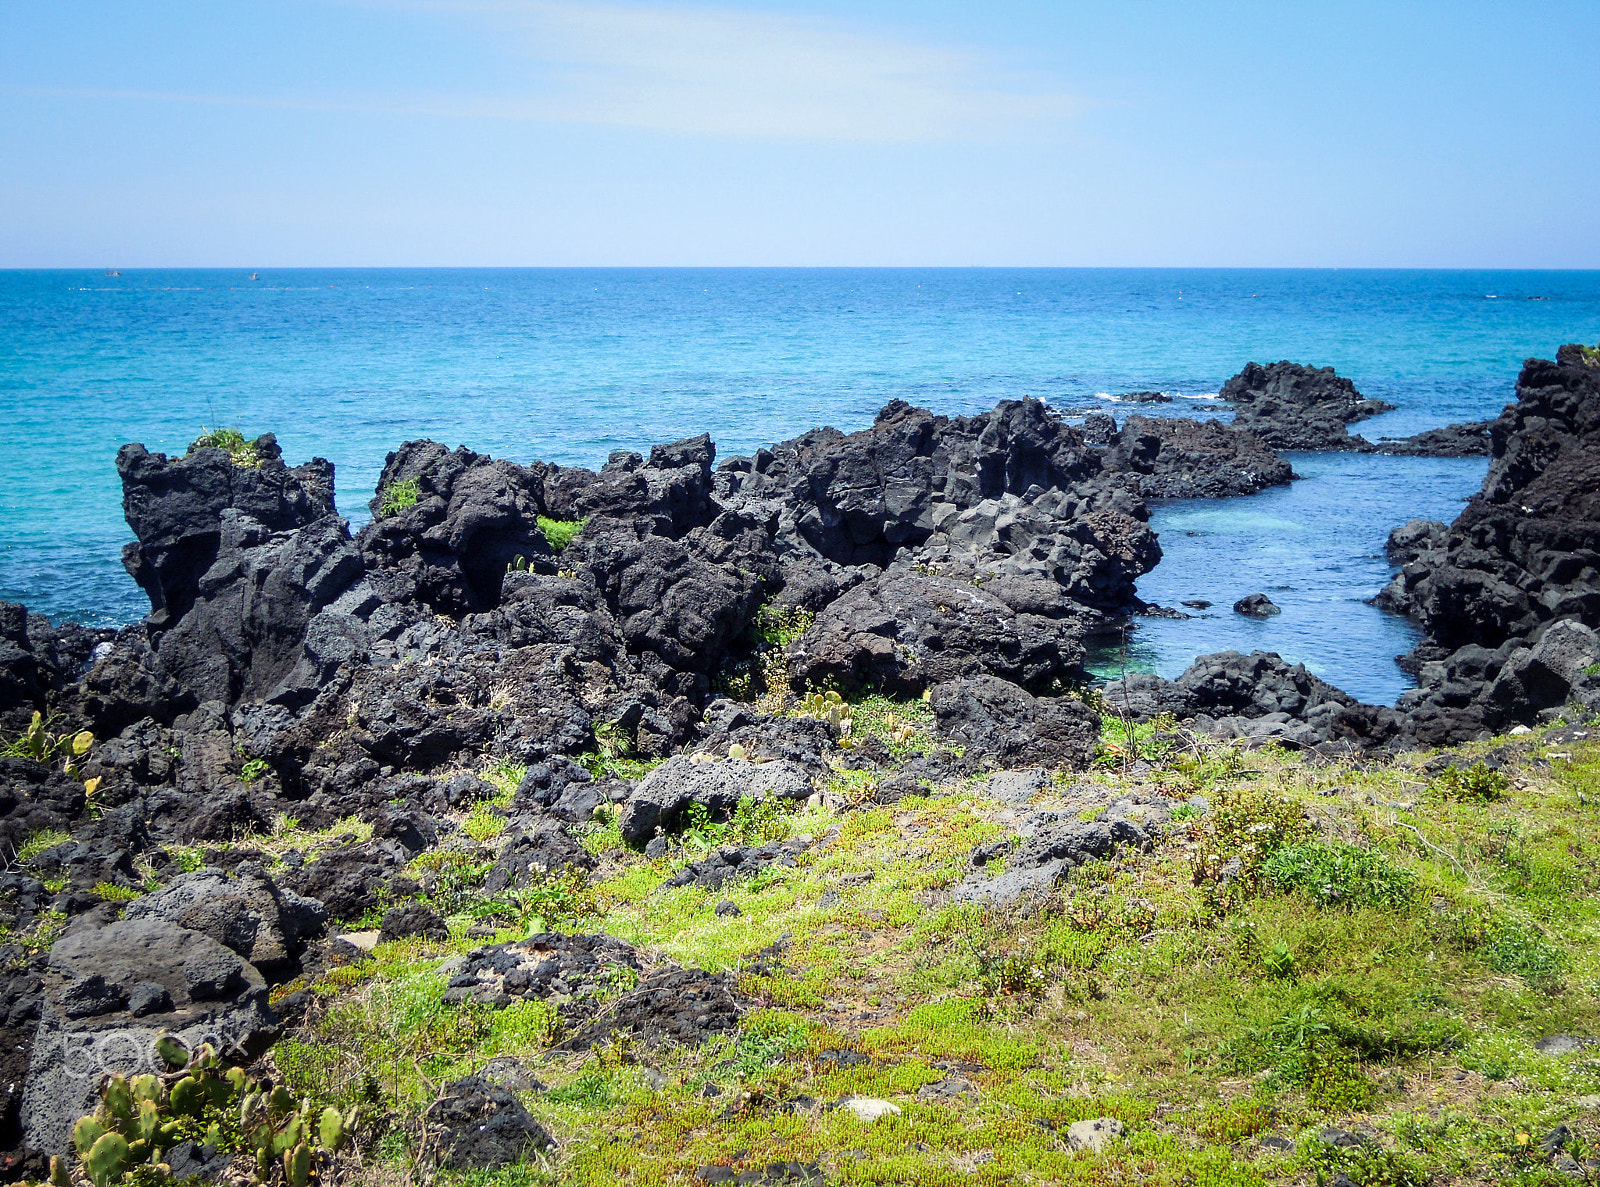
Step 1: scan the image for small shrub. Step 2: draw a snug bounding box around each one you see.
[379,477,421,516]
[190,427,264,468]
[1433,760,1509,801]
[1193,786,1313,910]
[238,757,270,785]
[537,515,587,552]
[1261,842,1417,910]
[1303,1132,1428,1187]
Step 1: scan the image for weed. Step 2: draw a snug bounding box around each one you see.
[1095,712,1177,768]
[190,427,264,468]
[755,603,814,648]
[238,757,270,785]
[1262,940,1298,979]
[547,1072,614,1108]
[379,477,421,516]
[15,827,70,865]
[477,757,526,801]
[1433,760,1509,801]
[727,1016,808,1080]
[460,803,506,844]
[536,515,587,552]
[92,881,140,902]
[1261,842,1418,910]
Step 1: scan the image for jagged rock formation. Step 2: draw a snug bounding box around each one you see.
[1374,344,1600,741]
[1098,414,1294,498]
[1220,360,1395,451]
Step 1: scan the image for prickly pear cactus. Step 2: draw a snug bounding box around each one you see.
[61,1034,360,1186]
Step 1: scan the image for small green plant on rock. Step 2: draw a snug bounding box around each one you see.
[239,757,270,785]
[379,476,421,516]
[755,603,813,648]
[537,515,587,552]
[190,428,264,468]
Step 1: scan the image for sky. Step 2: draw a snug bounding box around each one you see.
[2,0,1598,267]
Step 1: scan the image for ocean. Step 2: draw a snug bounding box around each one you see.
[3,268,1598,705]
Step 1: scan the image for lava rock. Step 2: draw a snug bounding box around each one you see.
[1220,360,1394,451]
[1233,593,1282,617]
[785,571,1089,696]
[124,863,327,978]
[378,903,450,943]
[930,675,1100,769]
[22,918,278,1156]
[425,1076,554,1170]
[620,756,812,845]
[560,967,741,1050]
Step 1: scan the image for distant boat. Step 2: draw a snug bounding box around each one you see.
[104,270,120,277]
[249,273,259,281]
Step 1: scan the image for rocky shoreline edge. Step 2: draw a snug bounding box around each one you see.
[0,345,1595,1181]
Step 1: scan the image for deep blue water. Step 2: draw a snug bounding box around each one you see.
[3,268,1598,704]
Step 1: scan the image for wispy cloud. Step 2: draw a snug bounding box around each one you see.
[6,2,1081,143]
[444,0,1082,141]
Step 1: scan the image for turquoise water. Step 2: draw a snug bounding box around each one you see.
[3,268,1598,702]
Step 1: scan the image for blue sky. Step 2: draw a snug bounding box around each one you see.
[3,0,1597,267]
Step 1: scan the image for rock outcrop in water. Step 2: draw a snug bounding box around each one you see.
[1105,343,1600,749]
[1219,360,1395,451]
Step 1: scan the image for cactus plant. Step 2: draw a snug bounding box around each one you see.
[63,1034,360,1186]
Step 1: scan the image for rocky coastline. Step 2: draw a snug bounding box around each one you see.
[0,345,1596,1178]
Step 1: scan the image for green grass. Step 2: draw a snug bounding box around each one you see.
[379,476,422,516]
[15,827,70,864]
[537,515,587,552]
[233,721,1600,1186]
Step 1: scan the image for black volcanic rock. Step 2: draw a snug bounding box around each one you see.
[1101,414,1294,498]
[1233,593,1282,618]
[785,571,1089,696]
[1374,421,1493,457]
[1377,344,1600,739]
[1220,361,1394,451]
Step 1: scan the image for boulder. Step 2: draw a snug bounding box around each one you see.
[1233,593,1282,618]
[558,967,741,1050]
[124,864,326,978]
[620,756,812,845]
[378,903,450,943]
[929,676,1100,769]
[785,572,1088,696]
[425,1076,554,1170]
[21,918,278,1156]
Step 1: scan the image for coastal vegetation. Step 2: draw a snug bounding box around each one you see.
[189,427,265,468]
[380,477,422,516]
[38,708,1597,1187]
